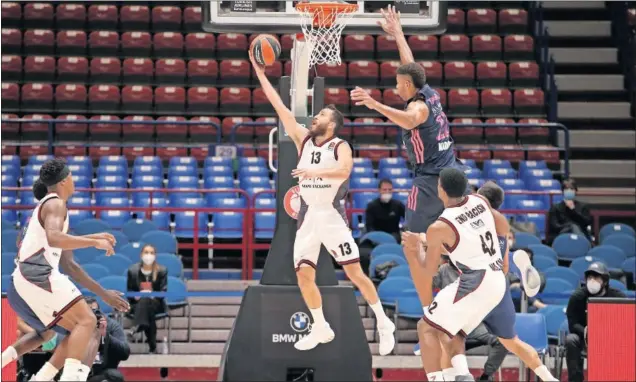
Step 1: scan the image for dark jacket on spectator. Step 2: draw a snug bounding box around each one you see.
[547,200,592,243]
[364,198,405,238]
[566,286,625,338]
[97,317,130,371]
[126,263,168,304]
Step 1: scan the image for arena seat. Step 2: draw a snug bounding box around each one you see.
[587,246,627,269]
[447,88,479,114]
[87,4,118,30]
[602,234,636,258]
[600,223,636,242]
[533,255,557,272]
[476,61,507,87]
[444,61,475,87]
[499,9,528,34]
[213,212,244,239]
[467,9,497,34]
[141,230,178,254]
[83,263,110,281]
[472,34,502,60]
[440,34,470,60]
[552,233,592,261]
[343,34,374,60]
[1,2,22,28]
[420,60,442,86]
[55,3,87,29]
[154,32,184,57]
[446,8,465,33]
[378,276,414,305]
[514,313,548,357]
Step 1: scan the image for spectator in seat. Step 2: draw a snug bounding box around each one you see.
[364,179,405,242]
[126,244,167,354]
[547,179,592,244]
[565,262,625,382]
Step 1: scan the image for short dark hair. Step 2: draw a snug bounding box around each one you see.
[439,168,468,198]
[478,181,504,210]
[39,158,67,187]
[325,104,344,133]
[396,62,427,89]
[562,178,577,191]
[32,179,48,200]
[378,178,393,189]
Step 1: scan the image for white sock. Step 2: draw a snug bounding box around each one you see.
[369,301,389,323]
[426,371,444,381]
[451,354,470,375]
[309,307,326,326]
[534,365,558,381]
[442,367,457,380]
[31,362,59,381]
[59,358,89,381]
[1,346,18,368]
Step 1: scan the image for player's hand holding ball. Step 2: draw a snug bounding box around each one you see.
[249,34,281,76]
[350,87,378,110]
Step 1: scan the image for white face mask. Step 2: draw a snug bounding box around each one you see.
[508,240,514,249]
[142,254,155,266]
[586,279,602,294]
[380,193,392,203]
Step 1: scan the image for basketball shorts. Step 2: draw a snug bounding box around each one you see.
[294,206,360,270]
[9,271,83,335]
[481,280,517,339]
[405,175,444,234]
[422,268,506,337]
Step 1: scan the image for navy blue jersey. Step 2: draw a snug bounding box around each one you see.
[402,85,464,176]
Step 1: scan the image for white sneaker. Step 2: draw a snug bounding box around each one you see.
[294,322,335,351]
[377,319,396,356]
[513,249,541,297]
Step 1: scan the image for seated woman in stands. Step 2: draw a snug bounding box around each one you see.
[126,244,168,353]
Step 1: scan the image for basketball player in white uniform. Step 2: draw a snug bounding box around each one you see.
[250,50,396,354]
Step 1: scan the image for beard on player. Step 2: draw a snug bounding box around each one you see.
[308,118,329,138]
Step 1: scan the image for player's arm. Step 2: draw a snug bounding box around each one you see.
[377,6,415,65]
[42,199,102,250]
[350,89,429,130]
[59,250,110,297]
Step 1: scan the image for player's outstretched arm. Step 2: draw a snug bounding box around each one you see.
[292,142,353,180]
[350,88,428,130]
[60,250,109,296]
[248,49,307,148]
[377,5,415,65]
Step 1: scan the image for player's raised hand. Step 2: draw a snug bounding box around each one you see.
[377,5,403,37]
[94,238,115,257]
[401,231,421,252]
[100,289,130,312]
[350,87,378,110]
[248,47,266,77]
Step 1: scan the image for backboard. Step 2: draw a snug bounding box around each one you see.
[202,1,447,35]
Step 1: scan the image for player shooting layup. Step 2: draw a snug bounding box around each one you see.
[249,48,396,354]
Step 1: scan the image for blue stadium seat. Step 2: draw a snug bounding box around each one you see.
[378,157,407,170]
[68,210,93,228]
[526,213,547,238]
[122,219,158,242]
[370,243,404,259]
[514,313,548,356]
[568,256,602,281]
[96,165,127,178]
[532,255,557,272]
[541,279,573,305]
[20,194,38,207]
[132,175,163,189]
[467,178,485,190]
[483,159,512,173]
[587,245,626,269]
[21,175,40,188]
[204,156,233,167]
[174,211,208,239]
[378,276,414,305]
[27,155,53,165]
[82,263,110,281]
[396,293,424,318]
[132,196,167,210]
[132,164,162,177]
[19,210,33,226]
[255,198,275,210]
[486,167,517,181]
[353,157,373,168]
[502,191,525,210]
[238,157,266,168]
[609,279,627,292]
[247,187,274,202]
[67,164,92,178]
[544,266,581,289]
[2,275,12,293]
[204,176,234,190]
[168,165,197,178]
[529,179,562,206]
[352,192,377,209]
[254,212,276,240]
[119,242,145,263]
[156,253,184,278]
[166,276,188,308]
[528,244,558,262]
[210,197,246,210]
[552,233,591,260]
[148,211,171,230]
[240,176,271,189]
[464,167,482,179]
[168,175,198,190]
[1,199,18,224]
[1,230,19,253]
[351,213,364,238]
[73,247,107,264]
[1,175,18,197]
[600,223,636,243]
[1,164,19,179]
[603,234,635,258]
[99,156,127,167]
[392,178,413,190]
[460,158,477,168]
[110,230,129,252]
[134,156,162,168]
[94,254,133,276]
[66,155,92,168]
[71,175,91,188]
[95,175,127,189]
[1,253,16,275]
[514,232,542,248]
[351,167,374,178]
[213,212,244,239]
[394,191,408,205]
[350,177,379,190]
[141,231,178,254]
[238,166,269,178]
[519,160,547,173]
[74,218,112,235]
[621,257,635,279]
[204,165,233,178]
[538,305,567,339]
[171,197,204,209]
[169,156,197,168]
[97,197,129,208]
[359,231,397,245]
[521,168,553,185]
[378,167,410,179]
[2,155,20,167]
[100,211,130,230]
[23,164,42,176]
[387,265,411,278]
[499,178,525,190]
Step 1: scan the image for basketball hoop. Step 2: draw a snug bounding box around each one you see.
[295,1,358,67]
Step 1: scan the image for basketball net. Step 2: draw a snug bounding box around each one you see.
[296,2,358,67]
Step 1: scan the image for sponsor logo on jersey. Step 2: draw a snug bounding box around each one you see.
[283,185,300,220]
[327,142,336,151]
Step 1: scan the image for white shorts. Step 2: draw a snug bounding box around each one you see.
[422,268,506,337]
[294,206,360,270]
[12,270,83,329]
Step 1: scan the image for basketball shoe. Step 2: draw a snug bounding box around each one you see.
[294,322,335,351]
[378,319,396,355]
[513,249,541,297]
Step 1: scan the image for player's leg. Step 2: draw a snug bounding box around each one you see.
[498,337,558,381]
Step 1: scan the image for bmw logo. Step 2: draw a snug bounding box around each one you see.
[290,312,311,333]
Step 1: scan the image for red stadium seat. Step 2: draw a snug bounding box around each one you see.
[184,6,202,32]
[343,35,374,60]
[252,88,273,114]
[55,4,86,30]
[21,114,52,140]
[2,2,22,28]
[89,84,120,113]
[21,83,53,111]
[55,83,87,112]
[219,60,251,86]
[376,35,399,60]
[499,9,528,34]
[190,146,210,162]
[420,61,443,86]
[216,33,248,60]
[221,116,252,140]
[121,85,153,113]
[20,145,49,159]
[408,35,438,60]
[185,33,215,58]
[56,30,87,56]
[189,116,221,143]
[88,31,119,56]
[90,57,121,83]
[504,35,534,60]
[382,89,403,109]
[188,59,218,85]
[87,4,118,30]
[1,83,20,110]
[120,5,150,31]
[353,117,385,144]
[379,61,400,86]
[317,63,347,87]
[89,115,121,142]
[122,115,154,142]
[2,55,22,81]
[156,147,187,162]
[471,35,502,60]
[518,118,550,145]
[155,86,186,113]
[254,117,277,142]
[1,113,20,141]
[338,117,352,140]
[280,34,294,60]
[458,145,491,161]
[492,145,525,162]
[527,146,559,163]
[122,58,153,84]
[55,114,87,141]
[2,144,18,156]
[451,118,483,144]
[446,8,465,33]
[57,56,89,82]
[24,29,55,55]
[54,145,86,157]
[447,88,479,114]
[156,58,186,84]
[284,61,293,76]
[351,88,381,116]
[220,87,251,114]
[466,9,497,34]
[187,86,219,114]
[258,61,283,83]
[481,88,513,115]
[514,88,544,115]
[476,61,507,87]
[121,31,151,57]
[24,3,54,29]
[348,60,379,87]
[2,29,22,54]
[484,118,516,144]
[444,61,475,87]
[89,146,121,159]
[156,116,187,142]
[154,32,184,57]
[357,148,393,162]
[440,34,470,60]
[124,146,155,161]
[509,61,539,87]
[324,88,350,113]
[435,88,447,107]
[152,6,182,31]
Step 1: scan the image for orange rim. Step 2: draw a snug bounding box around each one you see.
[295,2,358,27]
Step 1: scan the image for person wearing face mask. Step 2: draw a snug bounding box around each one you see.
[547,179,592,244]
[364,179,406,242]
[126,244,168,353]
[565,262,625,382]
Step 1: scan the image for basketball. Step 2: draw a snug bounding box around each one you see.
[250,34,281,67]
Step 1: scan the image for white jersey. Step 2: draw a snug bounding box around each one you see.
[297,136,349,207]
[438,194,503,271]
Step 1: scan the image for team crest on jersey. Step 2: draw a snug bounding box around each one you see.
[327,142,336,151]
[283,186,301,220]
